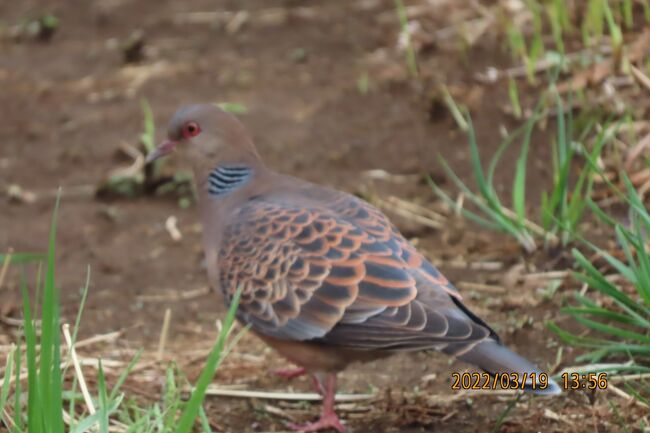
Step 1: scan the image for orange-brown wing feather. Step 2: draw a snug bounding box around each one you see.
[219,196,416,341]
[320,193,497,352]
[219,192,496,352]
[327,193,462,300]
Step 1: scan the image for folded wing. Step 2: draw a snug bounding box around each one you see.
[217,192,497,353]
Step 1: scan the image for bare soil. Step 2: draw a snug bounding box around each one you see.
[0,1,645,432]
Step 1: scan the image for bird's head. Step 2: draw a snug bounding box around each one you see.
[146,103,260,167]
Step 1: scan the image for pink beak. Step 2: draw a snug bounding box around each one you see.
[145,139,178,163]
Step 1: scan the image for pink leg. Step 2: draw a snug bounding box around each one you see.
[309,375,325,396]
[288,373,345,433]
[273,367,307,379]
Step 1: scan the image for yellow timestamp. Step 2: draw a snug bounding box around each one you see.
[451,372,550,391]
[561,372,608,390]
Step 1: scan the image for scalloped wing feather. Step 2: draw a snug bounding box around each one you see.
[217,190,496,352]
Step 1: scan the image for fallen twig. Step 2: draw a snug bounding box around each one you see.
[457,281,506,294]
[63,323,96,415]
[157,308,172,360]
[0,249,12,290]
[201,387,376,402]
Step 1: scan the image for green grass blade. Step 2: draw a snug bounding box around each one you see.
[465,115,490,199]
[139,98,155,153]
[0,346,15,418]
[622,173,650,227]
[215,102,248,114]
[508,78,522,119]
[485,114,540,186]
[438,158,527,240]
[39,193,64,433]
[572,316,650,343]
[108,349,143,402]
[441,87,468,131]
[174,288,241,433]
[71,266,91,345]
[21,276,43,433]
[631,217,650,303]
[198,406,213,433]
[68,375,78,433]
[0,253,44,265]
[572,250,650,317]
[13,340,22,431]
[98,360,109,433]
[562,305,643,327]
[427,176,503,231]
[624,383,649,407]
[512,110,534,223]
[587,198,618,227]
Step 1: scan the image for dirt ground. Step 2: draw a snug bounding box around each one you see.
[0,1,645,432]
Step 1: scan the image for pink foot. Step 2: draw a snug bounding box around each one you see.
[287,413,346,433]
[273,367,307,379]
[286,373,345,432]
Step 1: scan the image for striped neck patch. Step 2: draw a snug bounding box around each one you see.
[207,165,253,196]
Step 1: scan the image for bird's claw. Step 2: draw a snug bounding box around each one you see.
[287,413,346,433]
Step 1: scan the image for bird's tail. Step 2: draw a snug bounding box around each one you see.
[456,339,562,395]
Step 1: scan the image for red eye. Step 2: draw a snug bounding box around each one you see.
[182,121,201,138]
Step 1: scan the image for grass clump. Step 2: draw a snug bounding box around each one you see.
[550,174,650,361]
[0,196,243,432]
[430,87,608,253]
[549,173,650,404]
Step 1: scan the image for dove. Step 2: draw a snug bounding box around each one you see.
[146,104,561,432]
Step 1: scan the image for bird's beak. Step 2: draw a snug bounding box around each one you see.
[145,139,178,164]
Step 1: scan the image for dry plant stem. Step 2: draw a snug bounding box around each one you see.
[0,330,125,382]
[0,249,12,290]
[137,286,210,303]
[455,193,464,217]
[630,64,650,92]
[114,141,145,178]
[262,404,297,421]
[384,196,446,223]
[0,329,122,352]
[524,271,569,280]
[0,316,26,327]
[362,169,420,184]
[201,387,376,402]
[2,408,15,429]
[75,330,123,348]
[498,205,557,242]
[431,259,504,271]
[624,132,650,170]
[202,387,526,406]
[457,281,506,294]
[477,45,611,82]
[606,383,648,409]
[374,196,445,229]
[543,408,573,425]
[397,388,522,406]
[606,372,650,384]
[157,308,172,360]
[63,323,96,415]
